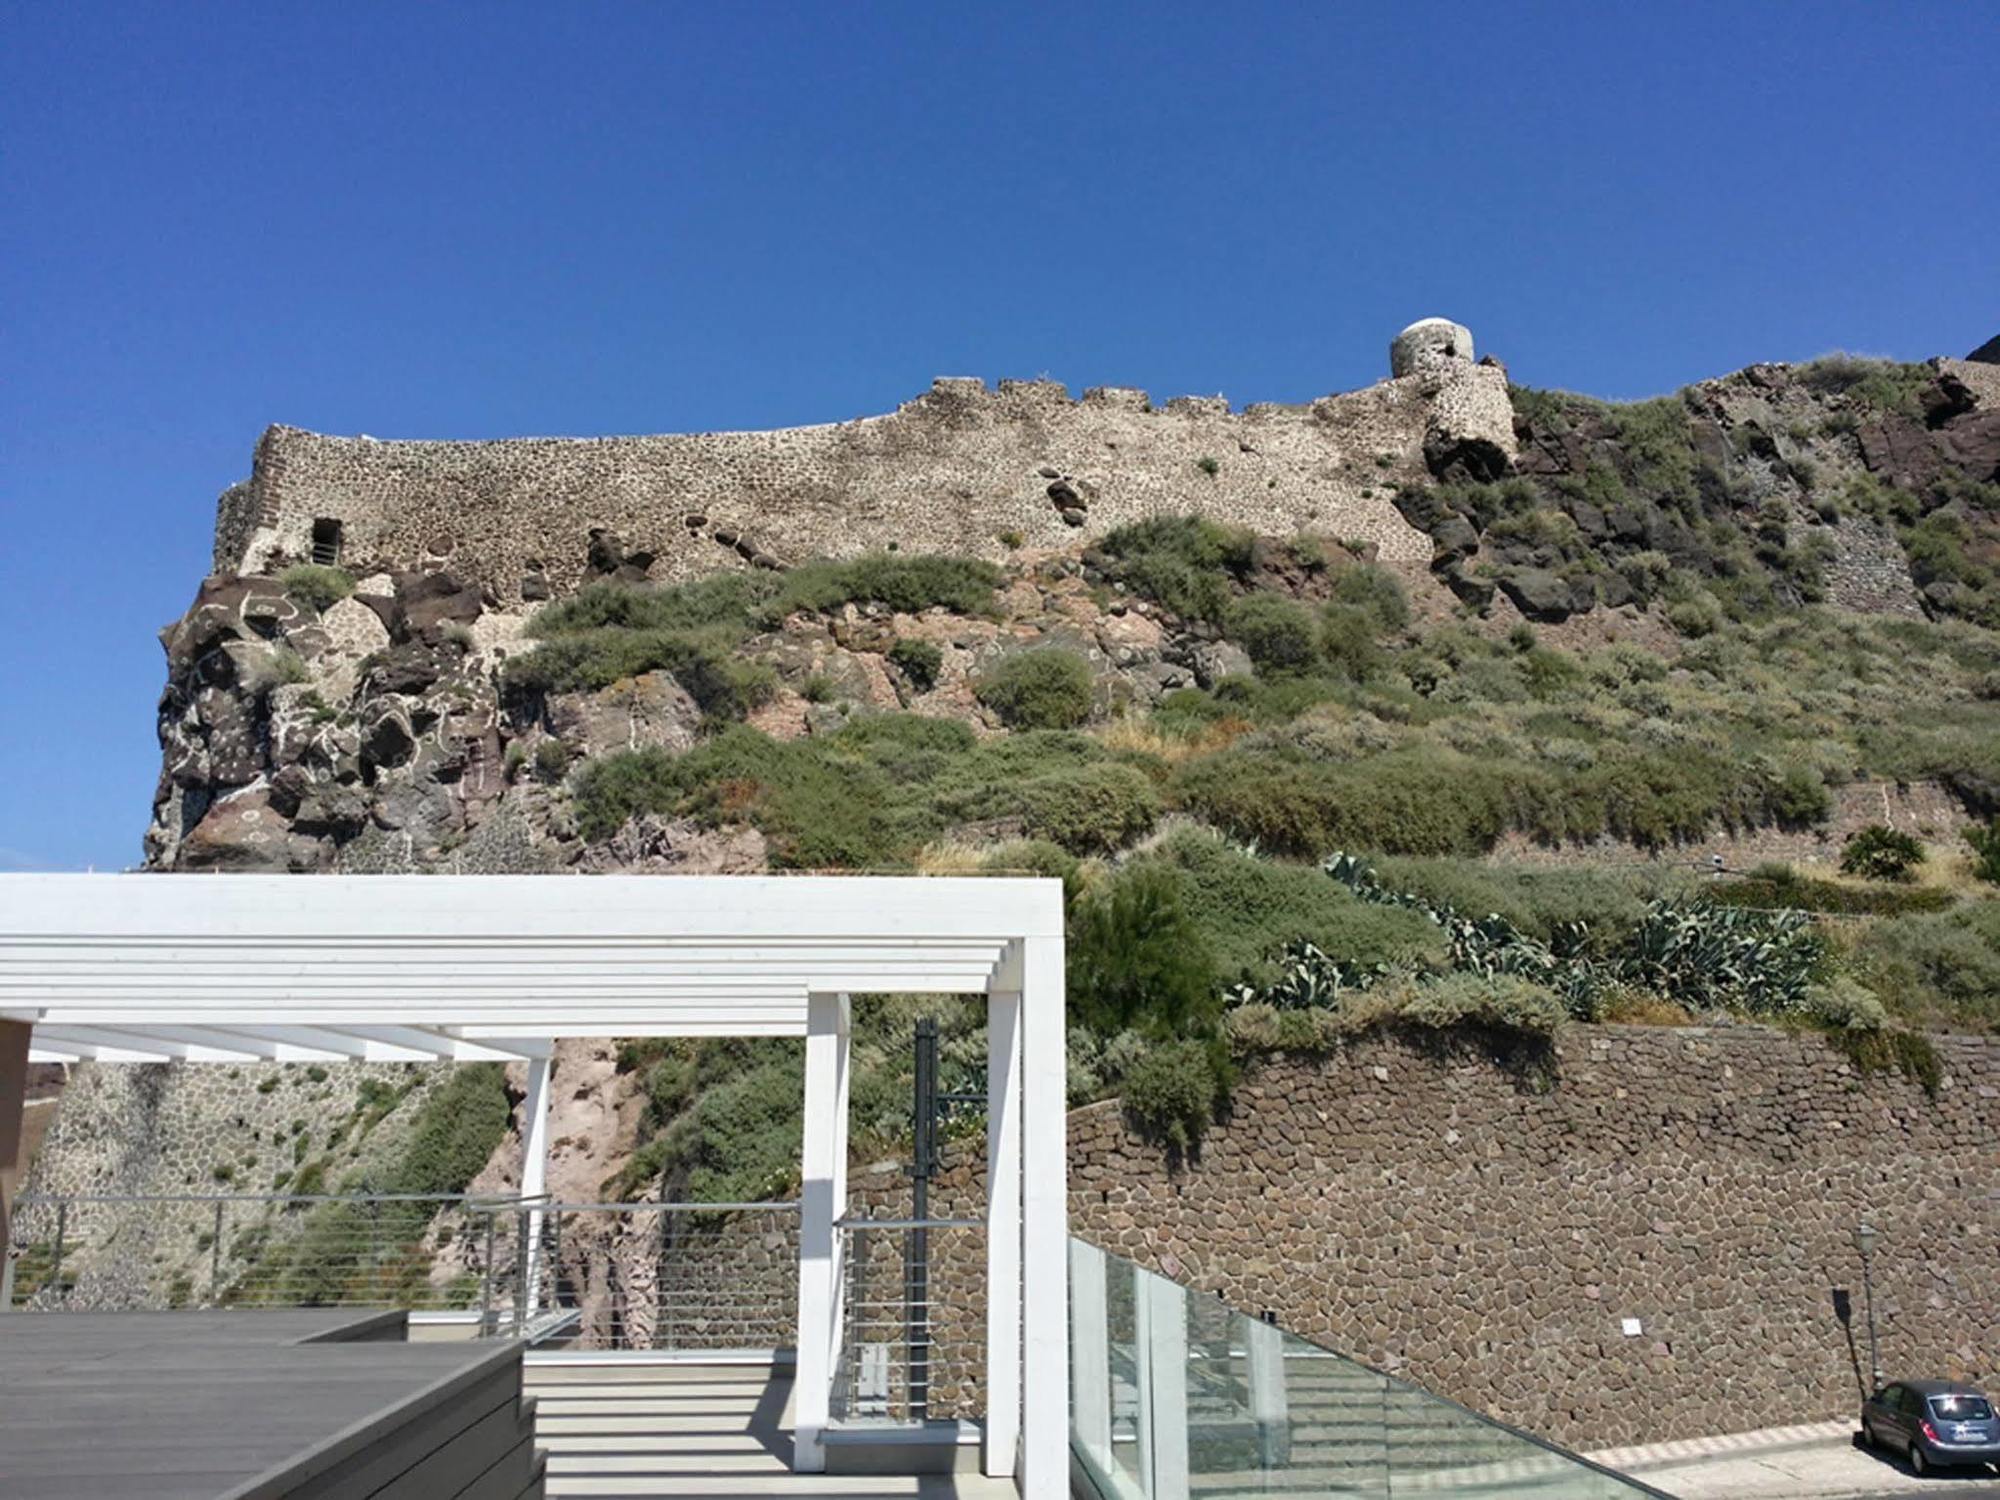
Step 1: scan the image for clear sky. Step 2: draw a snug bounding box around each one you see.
[2,3,1994,871]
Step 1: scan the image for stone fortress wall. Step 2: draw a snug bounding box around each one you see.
[214,320,1516,599]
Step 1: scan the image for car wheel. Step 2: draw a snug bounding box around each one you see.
[1909,1444,1928,1476]
[1858,1421,1875,1450]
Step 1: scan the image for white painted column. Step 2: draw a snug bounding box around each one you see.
[1068,1238,1112,1470]
[1137,1265,1191,1500]
[518,1049,553,1316]
[984,987,1023,1478]
[794,990,851,1473]
[1019,935,1070,1500]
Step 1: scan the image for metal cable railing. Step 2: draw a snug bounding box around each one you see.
[517,1200,799,1352]
[830,1216,986,1426]
[4,1192,800,1354]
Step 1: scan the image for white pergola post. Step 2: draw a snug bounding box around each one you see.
[518,1050,553,1316]
[984,986,1022,1478]
[793,990,850,1474]
[1020,934,1070,1500]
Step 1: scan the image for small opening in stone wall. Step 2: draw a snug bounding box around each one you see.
[310,517,344,566]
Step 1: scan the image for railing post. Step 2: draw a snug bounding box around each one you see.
[210,1200,225,1303]
[513,1202,530,1339]
[53,1200,67,1303]
[479,1207,498,1337]
[549,1205,562,1313]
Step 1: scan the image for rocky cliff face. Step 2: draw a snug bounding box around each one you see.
[145,351,2000,878]
[26,338,2000,1337]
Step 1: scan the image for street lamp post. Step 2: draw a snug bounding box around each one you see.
[1853,1222,1882,1392]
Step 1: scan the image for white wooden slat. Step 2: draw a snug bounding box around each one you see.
[0,873,1064,941]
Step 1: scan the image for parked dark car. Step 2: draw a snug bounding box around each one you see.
[1861,1380,2000,1475]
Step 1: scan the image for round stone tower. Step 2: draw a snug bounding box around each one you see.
[1390,318,1475,379]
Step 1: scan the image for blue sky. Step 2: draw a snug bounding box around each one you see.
[2,3,1994,871]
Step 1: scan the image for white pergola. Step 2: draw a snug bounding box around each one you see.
[0,872,1069,1497]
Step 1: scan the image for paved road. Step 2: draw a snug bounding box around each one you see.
[1625,1428,2000,1499]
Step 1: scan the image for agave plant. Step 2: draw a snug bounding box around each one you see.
[1619,899,1819,1014]
[1228,940,1386,1011]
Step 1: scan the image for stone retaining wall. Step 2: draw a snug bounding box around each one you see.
[846,1024,1997,1447]
[1070,1025,2000,1448]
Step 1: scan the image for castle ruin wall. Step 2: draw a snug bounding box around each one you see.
[216,365,1518,597]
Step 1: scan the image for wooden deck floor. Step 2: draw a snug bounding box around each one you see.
[0,1310,540,1499]
[527,1364,1018,1499]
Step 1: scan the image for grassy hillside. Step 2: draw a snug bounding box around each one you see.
[527,482,1997,1172]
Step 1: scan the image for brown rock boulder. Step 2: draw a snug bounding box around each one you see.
[546,671,702,759]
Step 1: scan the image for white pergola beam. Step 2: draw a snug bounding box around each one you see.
[0,872,1060,941]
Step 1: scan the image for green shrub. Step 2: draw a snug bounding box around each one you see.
[1328,565,1410,633]
[1963,818,2000,885]
[1841,823,1926,882]
[977,649,1095,729]
[1379,972,1568,1038]
[1820,1025,1944,1095]
[573,714,1138,863]
[1794,355,1933,416]
[236,1066,509,1307]
[532,739,570,784]
[800,674,836,704]
[1092,515,1255,624]
[278,564,356,612]
[1666,593,1725,638]
[1013,763,1159,853]
[888,637,943,691]
[1067,863,1221,1038]
[1226,593,1319,674]
[505,627,777,716]
[1318,604,1383,682]
[530,575,766,636]
[1709,872,1952,916]
[1195,455,1220,477]
[530,558,1002,639]
[1620,900,1822,1015]
[572,727,917,865]
[1855,903,2000,1031]
[1120,1038,1231,1152]
[1154,829,1443,987]
[1175,745,1517,857]
[774,554,1004,620]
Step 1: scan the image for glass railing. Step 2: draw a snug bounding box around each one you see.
[1069,1237,1669,1499]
